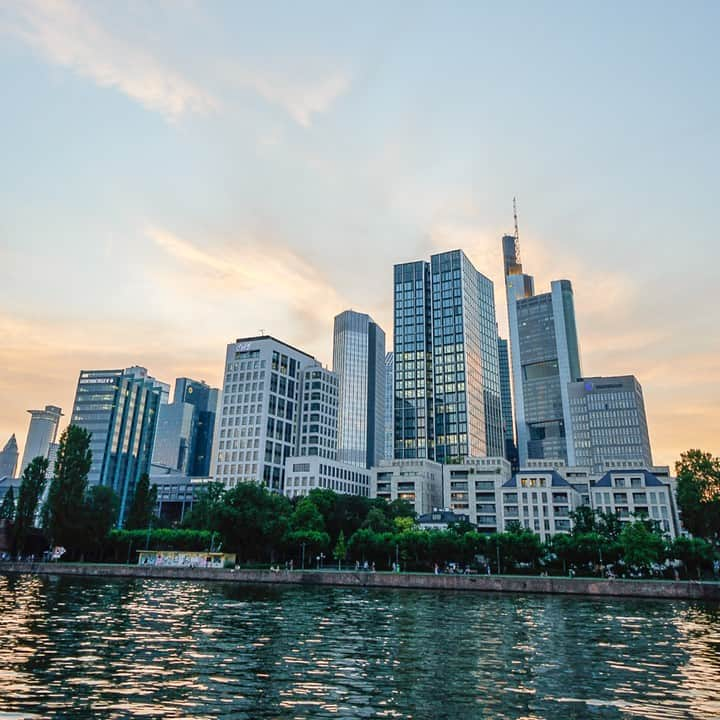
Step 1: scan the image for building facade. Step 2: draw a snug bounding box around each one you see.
[20,405,63,474]
[152,402,196,473]
[0,435,19,479]
[333,310,386,468]
[71,368,164,525]
[384,352,394,460]
[371,459,443,516]
[284,456,371,499]
[569,375,653,472]
[498,337,518,468]
[211,336,319,491]
[507,266,582,466]
[443,457,512,533]
[394,250,503,463]
[296,366,339,459]
[173,378,219,477]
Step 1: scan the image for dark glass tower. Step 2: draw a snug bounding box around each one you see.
[173,378,219,476]
[393,250,503,463]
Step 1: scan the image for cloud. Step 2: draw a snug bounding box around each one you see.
[232,66,351,127]
[1,0,216,119]
[145,224,348,350]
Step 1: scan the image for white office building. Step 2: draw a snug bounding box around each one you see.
[284,456,372,499]
[371,459,443,516]
[212,336,320,491]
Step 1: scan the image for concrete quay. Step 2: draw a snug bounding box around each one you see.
[3,562,720,601]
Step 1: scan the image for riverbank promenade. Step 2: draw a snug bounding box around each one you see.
[3,562,720,601]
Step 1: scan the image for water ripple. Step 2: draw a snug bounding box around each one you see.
[0,573,719,718]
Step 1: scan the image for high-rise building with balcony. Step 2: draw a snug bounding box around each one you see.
[393,250,503,463]
[333,310,386,468]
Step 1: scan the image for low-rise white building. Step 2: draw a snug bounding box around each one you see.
[590,467,681,537]
[443,457,512,533]
[371,459,442,516]
[284,456,371,499]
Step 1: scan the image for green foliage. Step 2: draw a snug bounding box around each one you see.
[286,529,330,559]
[333,530,347,567]
[570,506,597,536]
[15,456,49,555]
[215,482,292,560]
[675,449,720,541]
[43,425,93,552]
[181,482,225,530]
[362,506,391,533]
[84,486,120,557]
[596,511,623,542]
[393,515,415,533]
[109,528,213,557]
[124,473,156,530]
[669,536,715,578]
[0,486,15,522]
[291,497,325,533]
[619,519,665,570]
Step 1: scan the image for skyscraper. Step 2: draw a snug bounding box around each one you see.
[71,368,164,525]
[173,378,218,477]
[394,250,503,463]
[569,375,653,471]
[0,435,19,479]
[152,378,219,477]
[211,335,319,491]
[384,352,394,460]
[296,366,339,459]
[333,310,386,468]
[20,405,63,474]
[497,337,518,468]
[505,235,582,466]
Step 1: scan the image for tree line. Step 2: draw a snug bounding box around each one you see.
[1,426,718,579]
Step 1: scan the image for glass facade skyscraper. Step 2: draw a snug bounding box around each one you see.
[173,378,218,476]
[0,435,18,479]
[506,240,583,466]
[333,310,386,468]
[71,367,164,525]
[384,352,394,460]
[20,405,63,475]
[394,250,503,463]
[497,337,518,469]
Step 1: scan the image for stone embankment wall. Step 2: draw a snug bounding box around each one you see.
[2,562,719,601]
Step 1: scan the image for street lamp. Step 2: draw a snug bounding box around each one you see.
[316,552,325,570]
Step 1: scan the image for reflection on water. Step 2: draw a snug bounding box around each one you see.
[0,573,719,719]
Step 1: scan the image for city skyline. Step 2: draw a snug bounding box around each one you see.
[2,1,719,469]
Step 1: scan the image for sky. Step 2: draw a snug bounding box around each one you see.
[1,0,718,470]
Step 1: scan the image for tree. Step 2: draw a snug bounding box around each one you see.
[570,506,597,536]
[14,456,49,555]
[0,486,15,522]
[83,485,119,560]
[394,515,415,533]
[181,481,225,530]
[619,519,664,572]
[596,510,623,542]
[363,507,391,533]
[676,449,720,541]
[291,497,326,533]
[43,425,92,553]
[333,530,347,570]
[125,473,156,530]
[669,536,715,579]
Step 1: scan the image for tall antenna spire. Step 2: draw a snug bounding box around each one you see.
[513,196,521,263]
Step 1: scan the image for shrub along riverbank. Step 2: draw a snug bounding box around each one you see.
[2,428,718,581]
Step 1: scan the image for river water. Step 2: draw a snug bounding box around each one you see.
[0,574,718,719]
